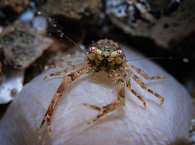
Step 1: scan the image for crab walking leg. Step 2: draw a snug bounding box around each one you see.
[65,59,84,65]
[43,63,84,80]
[82,104,101,112]
[38,67,88,136]
[46,62,82,70]
[128,64,164,80]
[83,78,125,125]
[130,70,164,105]
[43,69,68,80]
[45,57,84,70]
[124,73,146,108]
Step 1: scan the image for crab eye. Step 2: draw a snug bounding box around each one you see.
[116,50,122,55]
[89,47,96,53]
[118,49,125,57]
[111,50,123,57]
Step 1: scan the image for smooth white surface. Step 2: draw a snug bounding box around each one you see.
[0,46,194,145]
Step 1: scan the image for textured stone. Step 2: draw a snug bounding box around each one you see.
[0,23,53,69]
[106,0,195,48]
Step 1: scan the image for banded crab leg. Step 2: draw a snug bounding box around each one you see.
[126,68,164,105]
[128,64,164,80]
[43,63,84,80]
[124,73,146,108]
[38,67,88,137]
[83,75,125,125]
[45,55,84,70]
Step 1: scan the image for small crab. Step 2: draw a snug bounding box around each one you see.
[38,39,164,136]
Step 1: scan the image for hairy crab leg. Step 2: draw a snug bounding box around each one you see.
[127,69,164,105]
[43,69,68,80]
[43,63,84,80]
[83,77,125,125]
[45,57,84,70]
[128,64,164,80]
[38,67,88,137]
[124,73,146,108]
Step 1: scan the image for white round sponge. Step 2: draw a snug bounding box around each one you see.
[0,45,194,145]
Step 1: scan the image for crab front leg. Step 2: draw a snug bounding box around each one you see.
[45,56,84,70]
[38,67,88,137]
[83,77,125,125]
[128,64,164,80]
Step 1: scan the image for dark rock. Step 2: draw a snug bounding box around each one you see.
[0,0,29,13]
[0,23,53,69]
[106,0,195,48]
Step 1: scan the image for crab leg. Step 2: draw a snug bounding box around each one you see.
[83,77,125,125]
[43,63,84,80]
[124,73,146,108]
[38,67,88,137]
[128,64,164,80]
[129,70,164,105]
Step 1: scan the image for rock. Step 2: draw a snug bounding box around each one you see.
[44,0,102,20]
[0,43,194,145]
[0,22,53,69]
[106,0,195,48]
[0,0,29,13]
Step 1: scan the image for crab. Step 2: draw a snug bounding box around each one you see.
[38,39,164,136]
